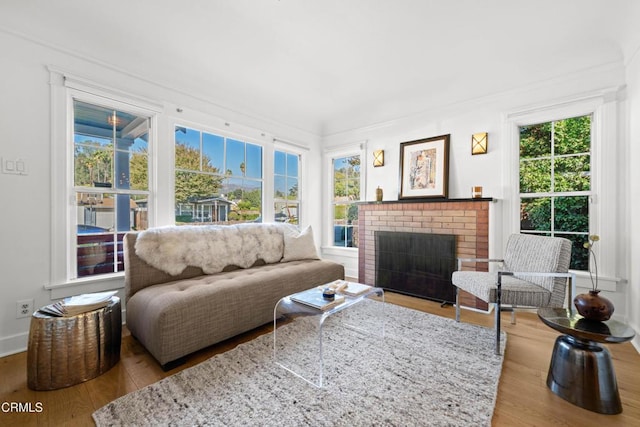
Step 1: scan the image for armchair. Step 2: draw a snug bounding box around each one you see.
[452,233,575,355]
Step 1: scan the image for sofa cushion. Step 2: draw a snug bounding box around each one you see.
[281,225,319,262]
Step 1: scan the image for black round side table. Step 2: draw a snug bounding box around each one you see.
[537,307,635,414]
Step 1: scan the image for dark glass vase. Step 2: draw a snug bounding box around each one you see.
[573,290,614,321]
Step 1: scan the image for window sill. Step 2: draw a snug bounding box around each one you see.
[321,246,359,257]
[45,273,125,299]
[570,270,622,293]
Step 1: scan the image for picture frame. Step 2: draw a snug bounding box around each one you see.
[399,134,450,199]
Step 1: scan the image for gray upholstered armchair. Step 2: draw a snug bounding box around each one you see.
[452,233,575,355]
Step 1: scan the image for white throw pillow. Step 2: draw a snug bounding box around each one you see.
[281,225,319,262]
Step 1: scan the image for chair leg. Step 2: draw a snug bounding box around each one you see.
[511,308,516,325]
[455,287,460,322]
[495,273,503,356]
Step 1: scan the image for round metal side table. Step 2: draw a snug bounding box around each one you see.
[537,307,635,414]
[27,296,122,390]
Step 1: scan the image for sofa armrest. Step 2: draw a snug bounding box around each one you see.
[124,232,204,300]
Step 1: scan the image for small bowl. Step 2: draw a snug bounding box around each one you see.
[322,288,336,300]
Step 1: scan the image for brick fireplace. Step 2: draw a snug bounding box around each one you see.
[358,199,492,310]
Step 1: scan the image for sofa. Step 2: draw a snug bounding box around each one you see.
[124,223,344,369]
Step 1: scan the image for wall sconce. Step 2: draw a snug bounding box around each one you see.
[472,132,488,155]
[373,149,384,167]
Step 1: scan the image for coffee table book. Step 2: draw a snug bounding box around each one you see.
[290,288,345,311]
[341,282,372,297]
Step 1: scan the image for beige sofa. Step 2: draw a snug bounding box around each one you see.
[124,223,344,369]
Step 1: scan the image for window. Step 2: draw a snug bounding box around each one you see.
[519,115,591,270]
[332,155,361,248]
[73,100,151,278]
[174,126,263,224]
[274,150,300,224]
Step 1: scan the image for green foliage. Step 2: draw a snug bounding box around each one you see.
[174,143,223,204]
[333,155,361,200]
[519,160,551,193]
[74,142,113,186]
[129,150,148,190]
[243,189,262,209]
[237,200,252,210]
[554,116,590,155]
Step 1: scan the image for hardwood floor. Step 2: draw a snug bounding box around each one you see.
[1,292,639,426]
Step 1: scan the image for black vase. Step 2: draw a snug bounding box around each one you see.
[573,290,614,321]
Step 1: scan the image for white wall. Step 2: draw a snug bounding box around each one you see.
[321,62,634,324]
[626,51,640,351]
[0,32,322,356]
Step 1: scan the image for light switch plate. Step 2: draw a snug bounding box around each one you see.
[2,157,28,175]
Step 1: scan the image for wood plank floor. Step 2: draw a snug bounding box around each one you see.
[1,292,639,426]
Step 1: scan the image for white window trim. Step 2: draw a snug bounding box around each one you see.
[47,68,159,294]
[323,141,367,251]
[274,143,306,226]
[503,89,621,291]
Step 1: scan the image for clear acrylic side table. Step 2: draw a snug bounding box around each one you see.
[273,286,385,387]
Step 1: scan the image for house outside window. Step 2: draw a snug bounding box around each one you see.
[274,150,300,224]
[73,100,151,278]
[519,115,591,270]
[332,155,360,248]
[174,126,263,224]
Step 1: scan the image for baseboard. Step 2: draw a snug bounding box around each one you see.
[0,331,29,358]
[459,304,494,314]
[0,308,127,359]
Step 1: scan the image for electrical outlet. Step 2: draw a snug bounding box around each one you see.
[16,299,34,318]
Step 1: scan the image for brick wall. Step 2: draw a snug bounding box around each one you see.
[358,199,491,309]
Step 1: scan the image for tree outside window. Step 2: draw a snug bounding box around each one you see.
[519,115,591,270]
[174,126,262,224]
[274,150,300,224]
[332,155,360,248]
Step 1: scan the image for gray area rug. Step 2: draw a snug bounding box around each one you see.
[93,301,506,426]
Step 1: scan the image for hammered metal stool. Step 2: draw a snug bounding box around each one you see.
[27,296,121,390]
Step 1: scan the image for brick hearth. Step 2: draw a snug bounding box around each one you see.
[358,199,491,310]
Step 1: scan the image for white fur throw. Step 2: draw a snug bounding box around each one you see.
[134,223,293,275]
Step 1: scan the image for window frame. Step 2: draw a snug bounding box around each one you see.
[48,69,160,293]
[324,143,366,250]
[172,123,266,225]
[518,115,593,270]
[274,148,302,225]
[505,92,620,291]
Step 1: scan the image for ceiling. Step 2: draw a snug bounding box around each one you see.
[2,0,640,136]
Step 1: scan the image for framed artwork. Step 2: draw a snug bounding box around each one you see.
[399,134,450,199]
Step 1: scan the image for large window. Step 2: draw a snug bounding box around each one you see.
[519,115,591,270]
[274,150,300,224]
[73,100,150,278]
[174,126,263,224]
[332,155,360,248]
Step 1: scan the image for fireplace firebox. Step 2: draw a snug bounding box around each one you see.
[375,231,456,304]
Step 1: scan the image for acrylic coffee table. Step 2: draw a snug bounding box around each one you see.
[273,285,385,387]
[537,307,635,414]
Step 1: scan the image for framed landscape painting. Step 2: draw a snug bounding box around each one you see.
[399,134,450,199]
